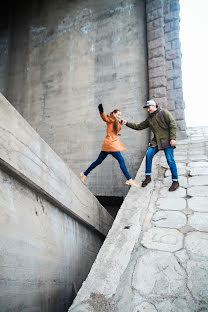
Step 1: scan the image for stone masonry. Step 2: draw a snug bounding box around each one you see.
[146,0,186,133]
[68,127,208,312]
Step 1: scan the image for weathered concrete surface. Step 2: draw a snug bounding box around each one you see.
[0,93,113,236]
[0,94,114,312]
[1,0,148,197]
[68,127,208,312]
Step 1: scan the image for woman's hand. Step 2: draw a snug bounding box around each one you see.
[98,104,104,114]
[122,120,127,125]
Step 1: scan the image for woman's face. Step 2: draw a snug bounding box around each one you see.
[114,111,121,120]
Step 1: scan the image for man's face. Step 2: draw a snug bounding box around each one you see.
[147,105,157,114]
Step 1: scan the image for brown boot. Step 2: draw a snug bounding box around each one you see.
[126,179,138,187]
[141,175,151,187]
[81,172,87,184]
[169,181,179,192]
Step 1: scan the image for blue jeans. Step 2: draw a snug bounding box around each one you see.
[84,151,132,180]
[145,146,178,181]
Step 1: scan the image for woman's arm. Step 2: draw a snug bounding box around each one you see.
[98,104,111,123]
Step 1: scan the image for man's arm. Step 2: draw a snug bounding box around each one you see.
[163,110,177,140]
[126,120,149,130]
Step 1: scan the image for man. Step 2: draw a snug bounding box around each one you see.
[122,99,179,191]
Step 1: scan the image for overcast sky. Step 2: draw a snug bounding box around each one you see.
[180,0,208,127]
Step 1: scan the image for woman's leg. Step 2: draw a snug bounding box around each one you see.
[111,152,132,180]
[84,151,108,176]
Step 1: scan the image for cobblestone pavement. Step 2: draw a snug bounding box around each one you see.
[69,127,208,312]
[113,127,208,312]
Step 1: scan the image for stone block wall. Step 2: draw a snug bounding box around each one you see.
[146,0,186,134]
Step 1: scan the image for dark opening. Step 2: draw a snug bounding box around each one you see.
[96,196,124,219]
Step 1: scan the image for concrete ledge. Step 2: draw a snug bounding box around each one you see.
[0,93,113,236]
[68,151,161,311]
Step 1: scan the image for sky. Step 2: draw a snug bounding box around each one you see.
[180,0,208,127]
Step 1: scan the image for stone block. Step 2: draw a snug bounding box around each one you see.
[147,28,164,41]
[149,37,165,50]
[165,41,172,51]
[134,302,157,312]
[166,68,181,80]
[147,8,163,22]
[132,250,186,296]
[156,197,186,211]
[149,65,165,78]
[173,57,182,68]
[190,168,208,176]
[152,211,186,228]
[185,232,208,258]
[188,186,208,197]
[141,227,184,252]
[188,212,208,232]
[170,0,180,12]
[166,60,173,70]
[147,18,164,32]
[188,197,208,212]
[148,56,165,69]
[174,109,185,121]
[146,0,163,13]
[175,100,185,109]
[159,186,186,198]
[188,176,208,186]
[166,49,181,61]
[163,176,188,188]
[165,30,180,42]
[188,162,208,168]
[187,260,208,302]
[149,46,165,59]
[164,11,179,22]
[149,76,167,88]
[165,20,180,33]
[167,81,173,91]
[174,77,182,89]
[150,86,166,98]
[154,97,167,108]
[177,120,186,131]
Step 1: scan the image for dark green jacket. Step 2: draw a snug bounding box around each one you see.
[126,108,177,150]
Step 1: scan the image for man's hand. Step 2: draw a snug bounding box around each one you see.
[170,139,176,146]
[122,120,127,125]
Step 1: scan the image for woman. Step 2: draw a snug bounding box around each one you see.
[81,104,138,187]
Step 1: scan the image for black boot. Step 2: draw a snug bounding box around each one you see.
[142,175,151,187]
[169,181,179,192]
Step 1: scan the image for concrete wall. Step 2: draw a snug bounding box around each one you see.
[2,0,149,197]
[0,93,113,312]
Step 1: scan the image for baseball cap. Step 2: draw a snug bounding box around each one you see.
[143,99,157,108]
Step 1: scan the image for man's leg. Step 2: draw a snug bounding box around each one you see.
[164,147,179,191]
[142,146,159,187]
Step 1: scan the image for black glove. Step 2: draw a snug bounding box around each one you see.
[98,104,103,114]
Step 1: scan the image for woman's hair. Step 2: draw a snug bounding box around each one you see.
[108,109,121,134]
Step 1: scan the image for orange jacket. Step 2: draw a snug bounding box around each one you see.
[100,113,127,152]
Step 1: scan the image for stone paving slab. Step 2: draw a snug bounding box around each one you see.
[152,211,186,228]
[188,176,208,186]
[163,176,188,188]
[187,186,208,197]
[187,197,208,212]
[190,167,208,176]
[188,213,208,232]
[156,198,186,211]
[188,161,208,168]
[159,186,186,198]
